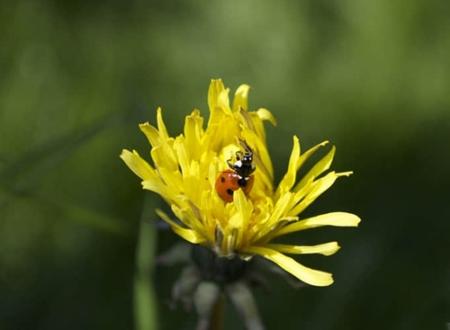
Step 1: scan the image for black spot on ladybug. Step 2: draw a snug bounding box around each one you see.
[221,176,226,183]
[226,189,234,196]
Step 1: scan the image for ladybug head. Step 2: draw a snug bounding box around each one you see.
[228,141,256,178]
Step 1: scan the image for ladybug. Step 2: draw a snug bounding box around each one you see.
[215,141,255,203]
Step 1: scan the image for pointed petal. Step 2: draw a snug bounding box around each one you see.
[276,140,329,198]
[228,189,253,247]
[208,79,225,113]
[142,179,171,200]
[276,136,301,195]
[267,242,341,256]
[120,149,156,181]
[256,108,277,126]
[139,108,171,147]
[244,246,334,286]
[233,84,250,111]
[173,137,190,175]
[253,192,293,241]
[294,145,335,193]
[139,122,160,147]
[273,212,361,238]
[156,209,205,244]
[218,88,231,112]
[156,107,170,139]
[289,171,352,216]
[183,109,204,160]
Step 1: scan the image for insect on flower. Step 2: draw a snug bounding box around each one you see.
[120,79,361,287]
[215,140,255,203]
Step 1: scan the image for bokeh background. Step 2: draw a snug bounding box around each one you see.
[1,1,449,329]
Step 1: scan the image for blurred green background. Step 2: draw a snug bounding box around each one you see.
[1,0,449,329]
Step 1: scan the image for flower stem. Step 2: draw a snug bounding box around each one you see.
[209,293,225,330]
[134,197,157,330]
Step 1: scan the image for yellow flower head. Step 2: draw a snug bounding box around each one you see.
[121,79,360,287]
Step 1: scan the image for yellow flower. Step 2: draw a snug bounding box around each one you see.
[121,79,360,287]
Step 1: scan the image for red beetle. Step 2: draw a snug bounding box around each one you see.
[215,141,255,203]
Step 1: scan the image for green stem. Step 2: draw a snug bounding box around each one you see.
[209,294,225,330]
[134,197,158,330]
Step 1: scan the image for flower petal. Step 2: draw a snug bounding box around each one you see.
[276,139,330,198]
[289,171,352,216]
[228,189,253,247]
[272,212,361,238]
[183,109,204,160]
[253,192,293,241]
[156,209,205,244]
[256,108,277,126]
[156,107,170,139]
[142,179,171,200]
[244,246,334,286]
[293,145,335,193]
[139,122,160,147]
[276,135,301,196]
[120,149,156,181]
[208,79,226,113]
[267,242,341,256]
[233,84,250,112]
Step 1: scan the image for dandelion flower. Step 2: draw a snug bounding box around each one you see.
[121,79,360,287]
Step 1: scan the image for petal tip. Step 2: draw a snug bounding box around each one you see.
[336,171,353,177]
[353,215,362,226]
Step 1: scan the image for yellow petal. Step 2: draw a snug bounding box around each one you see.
[228,189,253,247]
[139,122,160,147]
[156,107,170,139]
[138,108,171,147]
[297,140,330,168]
[277,140,329,194]
[218,88,231,112]
[204,106,235,151]
[267,242,341,256]
[155,209,205,244]
[276,139,329,198]
[244,246,333,286]
[276,136,301,196]
[256,108,277,126]
[253,192,292,241]
[171,204,198,229]
[142,179,171,200]
[183,109,204,160]
[173,137,190,175]
[150,144,178,171]
[233,84,250,112]
[231,189,253,228]
[120,149,156,181]
[294,146,335,193]
[272,212,361,238]
[208,79,225,113]
[157,167,183,194]
[289,171,352,216]
[268,192,292,226]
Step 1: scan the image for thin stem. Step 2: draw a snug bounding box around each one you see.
[134,196,158,330]
[209,294,225,330]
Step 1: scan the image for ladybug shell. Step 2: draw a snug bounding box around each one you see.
[215,169,254,203]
